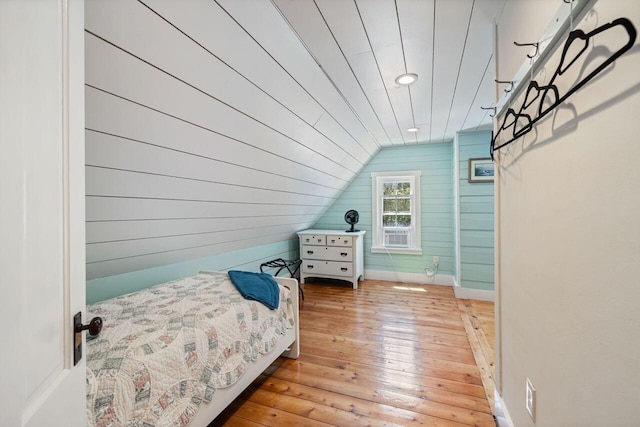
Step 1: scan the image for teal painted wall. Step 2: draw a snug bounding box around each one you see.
[87,136,493,304]
[458,130,494,290]
[313,142,455,277]
[86,239,298,304]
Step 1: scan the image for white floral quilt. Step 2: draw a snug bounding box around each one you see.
[86,272,294,427]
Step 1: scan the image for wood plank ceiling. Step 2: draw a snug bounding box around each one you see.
[84,0,505,279]
[268,0,503,146]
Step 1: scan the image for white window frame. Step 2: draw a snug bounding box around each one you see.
[371,171,422,255]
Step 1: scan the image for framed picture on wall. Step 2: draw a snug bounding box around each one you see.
[468,158,494,183]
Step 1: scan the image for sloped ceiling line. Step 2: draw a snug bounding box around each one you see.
[352,0,407,145]
[85,164,339,202]
[429,0,436,143]
[460,53,494,130]
[87,219,316,245]
[85,30,356,182]
[85,81,350,184]
[442,0,475,141]
[86,226,305,265]
[137,0,368,167]
[393,0,418,144]
[277,0,397,146]
[85,128,345,192]
[85,28,358,176]
[217,0,382,155]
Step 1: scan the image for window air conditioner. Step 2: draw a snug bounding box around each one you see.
[384,229,409,247]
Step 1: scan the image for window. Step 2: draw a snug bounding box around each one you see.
[371,171,422,255]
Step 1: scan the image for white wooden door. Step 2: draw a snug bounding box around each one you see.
[0,1,86,426]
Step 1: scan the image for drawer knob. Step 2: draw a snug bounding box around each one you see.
[340,252,347,257]
[340,267,348,272]
[307,250,314,255]
[307,265,314,269]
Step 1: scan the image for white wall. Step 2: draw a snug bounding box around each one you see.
[495,1,640,426]
[495,0,559,83]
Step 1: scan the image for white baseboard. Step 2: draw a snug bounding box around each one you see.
[494,389,515,427]
[364,269,455,286]
[454,285,494,301]
[364,270,494,301]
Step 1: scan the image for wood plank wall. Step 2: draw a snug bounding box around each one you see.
[457,131,494,290]
[84,0,380,283]
[313,143,455,276]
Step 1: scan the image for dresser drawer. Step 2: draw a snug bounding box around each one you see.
[302,261,352,277]
[301,245,320,258]
[326,235,352,246]
[301,245,353,262]
[300,235,326,246]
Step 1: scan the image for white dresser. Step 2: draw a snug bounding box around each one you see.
[297,229,366,289]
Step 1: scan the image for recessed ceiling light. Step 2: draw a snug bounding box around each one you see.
[407,127,419,132]
[395,73,418,85]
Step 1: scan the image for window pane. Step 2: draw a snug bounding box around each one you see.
[397,215,411,226]
[372,171,421,252]
[397,198,411,212]
[397,182,411,195]
[383,198,397,212]
[382,183,397,195]
[382,214,397,227]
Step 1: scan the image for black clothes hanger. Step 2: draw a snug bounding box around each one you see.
[490,17,636,159]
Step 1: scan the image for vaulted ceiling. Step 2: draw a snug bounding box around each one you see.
[84,0,506,279]
[270,0,503,146]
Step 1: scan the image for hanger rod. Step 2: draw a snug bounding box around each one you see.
[495,0,593,120]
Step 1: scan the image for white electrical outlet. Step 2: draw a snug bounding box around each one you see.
[525,378,536,421]
[433,256,440,266]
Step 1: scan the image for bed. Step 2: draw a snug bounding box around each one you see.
[85,270,300,427]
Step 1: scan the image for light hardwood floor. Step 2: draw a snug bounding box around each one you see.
[213,279,496,426]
